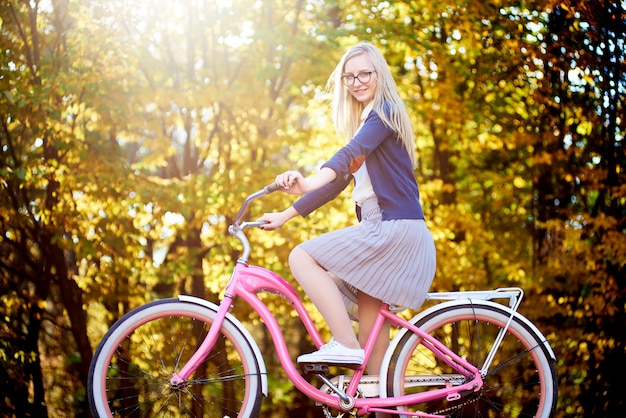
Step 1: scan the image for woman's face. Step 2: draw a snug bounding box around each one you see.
[343,54,377,105]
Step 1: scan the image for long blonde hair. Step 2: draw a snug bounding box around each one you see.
[327,42,417,168]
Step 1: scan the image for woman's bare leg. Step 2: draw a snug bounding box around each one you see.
[289,247,360,349]
[358,291,392,418]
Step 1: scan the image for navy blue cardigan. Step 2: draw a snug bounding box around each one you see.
[292,108,425,221]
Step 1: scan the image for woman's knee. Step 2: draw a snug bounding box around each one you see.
[288,246,305,269]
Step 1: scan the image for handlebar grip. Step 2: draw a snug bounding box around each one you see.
[263,182,281,194]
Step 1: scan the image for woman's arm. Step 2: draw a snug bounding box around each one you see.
[275,167,337,195]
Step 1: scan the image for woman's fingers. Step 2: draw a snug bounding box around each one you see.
[276,170,300,189]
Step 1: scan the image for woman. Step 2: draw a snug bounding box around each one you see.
[260,42,436,384]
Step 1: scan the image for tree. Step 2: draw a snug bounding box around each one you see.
[2,0,623,416]
[529,1,625,415]
[1,0,140,415]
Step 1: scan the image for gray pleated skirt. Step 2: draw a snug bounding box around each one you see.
[298,197,436,316]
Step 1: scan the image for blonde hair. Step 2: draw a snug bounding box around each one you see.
[327,42,417,168]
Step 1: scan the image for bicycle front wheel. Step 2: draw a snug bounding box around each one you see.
[385,303,557,418]
[88,298,263,417]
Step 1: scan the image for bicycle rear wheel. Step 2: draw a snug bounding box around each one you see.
[88,298,263,417]
[384,303,557,418]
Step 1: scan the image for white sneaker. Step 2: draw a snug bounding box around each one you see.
[297,339,364,365]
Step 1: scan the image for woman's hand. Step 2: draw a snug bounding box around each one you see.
[258,207,298,231]
[275,170,307,195]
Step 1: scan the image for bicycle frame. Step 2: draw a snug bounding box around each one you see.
[165,184,483,416]
[170,260,483,417]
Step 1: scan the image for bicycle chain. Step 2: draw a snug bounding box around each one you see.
[322,406,359,418]
[403,374,466,385]
[431,396,480,415]
[320,374,471,417]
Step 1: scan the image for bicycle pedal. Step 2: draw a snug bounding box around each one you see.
[302,364,330,375]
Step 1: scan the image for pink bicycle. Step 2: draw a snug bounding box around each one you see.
[88,184,558,417]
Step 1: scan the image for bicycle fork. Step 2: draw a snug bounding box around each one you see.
[169,295,235,386]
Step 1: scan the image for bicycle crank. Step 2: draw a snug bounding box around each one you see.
[318,375,363,418]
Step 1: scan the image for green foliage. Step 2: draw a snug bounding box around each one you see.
[0,0,623,417]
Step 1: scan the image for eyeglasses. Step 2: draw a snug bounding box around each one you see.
[341,70,376,86]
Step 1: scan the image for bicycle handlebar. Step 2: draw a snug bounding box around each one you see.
[233,182,280,226]
[228,183,280,264]
[263,182,282,194]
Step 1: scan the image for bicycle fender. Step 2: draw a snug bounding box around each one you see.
[406,299,556,360]
[178,294,269,396]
